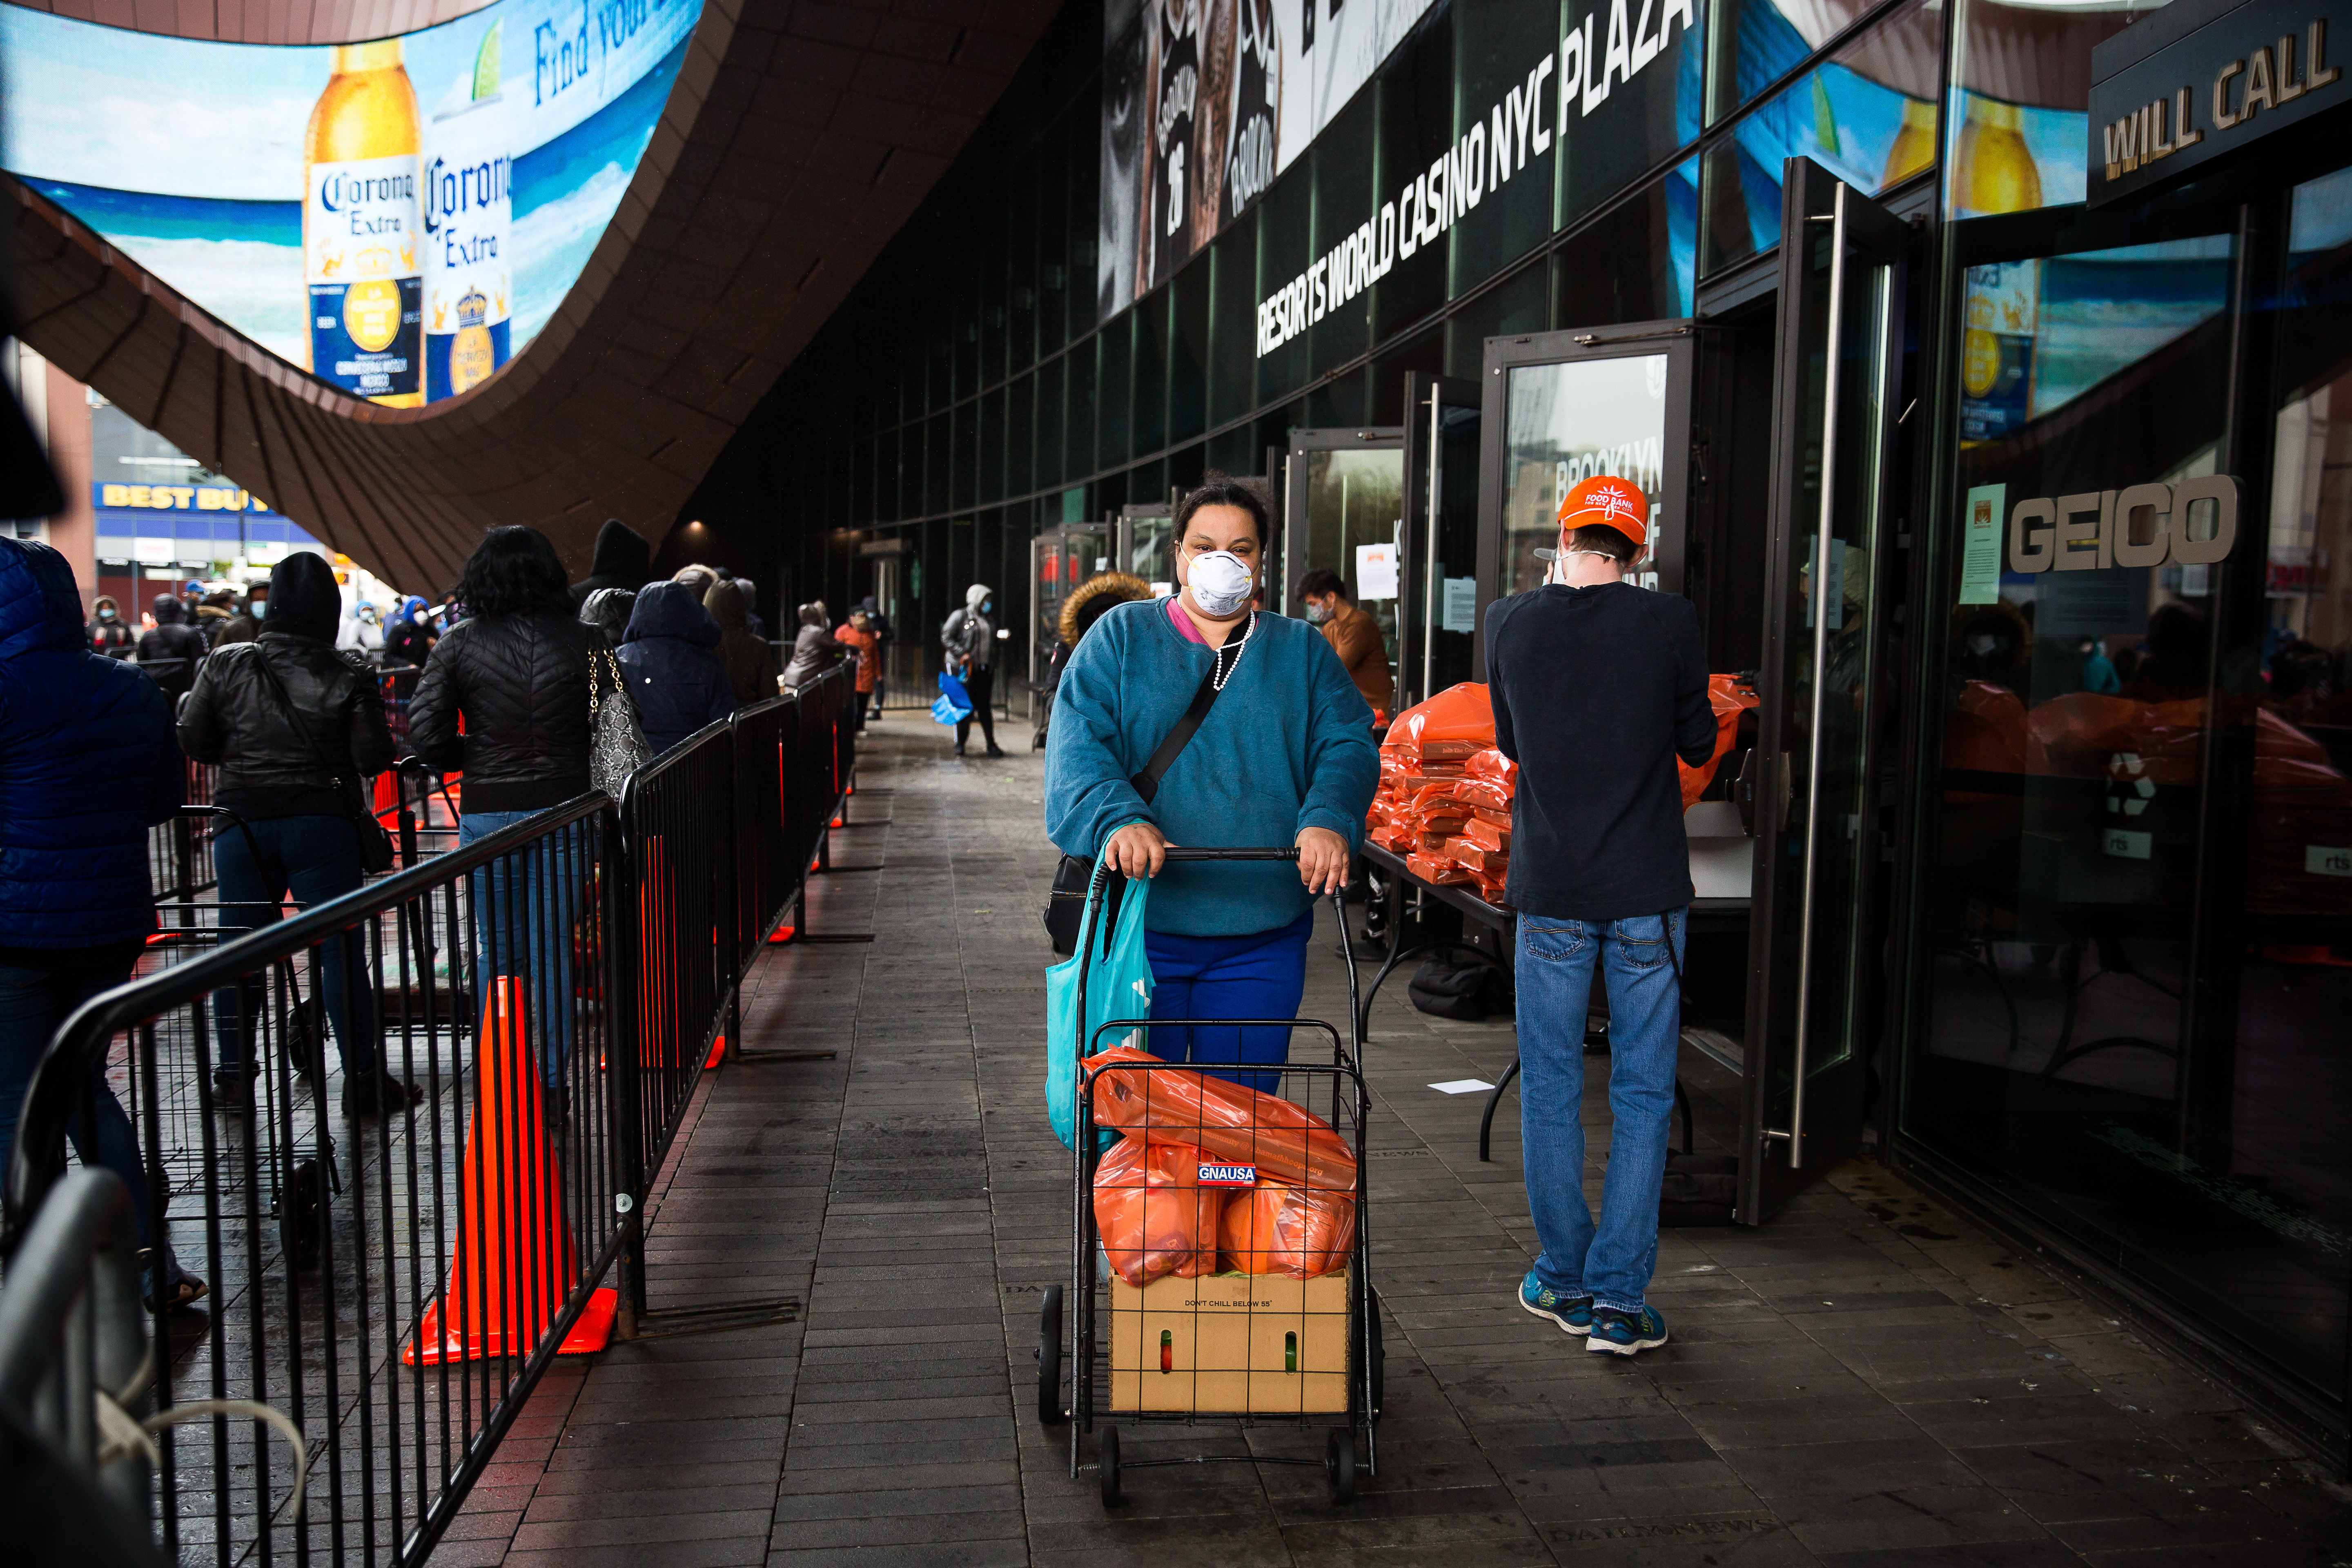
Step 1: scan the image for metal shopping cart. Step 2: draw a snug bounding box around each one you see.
[1035,848,1382,1507]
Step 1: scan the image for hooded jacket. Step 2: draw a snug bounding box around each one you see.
[569,519,651,608]
[178,552,396,823]
[88,597,136,658]
[618,582,735,755]
[0,539,183,947]
[137,594,207,700]
[941,583,996,668]
[704,581,778,707]
[408,601,598,813]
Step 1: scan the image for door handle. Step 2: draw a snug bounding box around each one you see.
[1768,182,1858,1172]
[1421,387,1442,707]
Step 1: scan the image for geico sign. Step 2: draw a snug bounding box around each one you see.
[2007,475,2241,573]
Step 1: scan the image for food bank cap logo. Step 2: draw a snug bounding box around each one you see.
[1585,481,1637,523]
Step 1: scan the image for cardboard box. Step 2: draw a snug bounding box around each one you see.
[1108,1269,1351,1414]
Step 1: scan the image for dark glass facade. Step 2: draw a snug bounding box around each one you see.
[689,0,2352,1455]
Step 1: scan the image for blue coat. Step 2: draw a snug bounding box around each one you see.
[617,582,736,756]
[0,539,183,947]
[1045,601,1378,937]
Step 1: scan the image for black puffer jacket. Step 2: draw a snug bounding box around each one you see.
[179,637,395,822]
[179,550,392,822]
[408,611,597,813]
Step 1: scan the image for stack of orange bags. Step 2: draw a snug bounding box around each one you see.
[1362,684,1514,904]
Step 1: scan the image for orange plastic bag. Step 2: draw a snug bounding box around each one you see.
[1463,817,1510,853]
[1947,680,2027,775]
[1084,1047,1358,1192]
[1405,850,1475,885]
[1463,748,1517,789]
[1093,1137,1225,1286]
[1676,674,1757,811]
[1381,683,1494,760]
[1220,1181,1356,1278]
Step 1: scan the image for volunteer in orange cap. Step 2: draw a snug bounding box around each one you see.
[1487,473,1717,1358]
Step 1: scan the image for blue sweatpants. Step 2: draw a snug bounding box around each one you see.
[1143,909,1314,1093]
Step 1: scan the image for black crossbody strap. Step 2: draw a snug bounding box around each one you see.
[1131,664,1222,805]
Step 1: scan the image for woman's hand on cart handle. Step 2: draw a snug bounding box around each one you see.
[1104,821,1169,880]
[1296,826,1350,895]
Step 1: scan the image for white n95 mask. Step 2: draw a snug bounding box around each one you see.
[1187,550,1254,616]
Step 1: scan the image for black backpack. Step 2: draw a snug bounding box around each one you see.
[1408,954,1497,1020]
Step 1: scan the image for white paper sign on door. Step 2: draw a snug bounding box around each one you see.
[1355,542,1399,600]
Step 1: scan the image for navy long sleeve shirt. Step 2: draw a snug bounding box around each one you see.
[1485,581,1717,921]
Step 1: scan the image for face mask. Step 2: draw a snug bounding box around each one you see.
[1305,602,1333,624]
[253,601,267,619]
[98,607,117,620]
[982,599,993,615]
[1187,550,1254,617]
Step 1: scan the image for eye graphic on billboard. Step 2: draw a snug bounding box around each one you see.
[1,0,701,408]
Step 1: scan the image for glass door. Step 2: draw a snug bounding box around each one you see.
[1741,158,1908,1219]
[1281,426,1404,650]
[1397,373,1480,712]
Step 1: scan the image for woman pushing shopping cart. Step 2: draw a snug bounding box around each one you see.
[1036,851,1381,1507]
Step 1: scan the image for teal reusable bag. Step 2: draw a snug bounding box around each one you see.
[1045,872,1153,1151]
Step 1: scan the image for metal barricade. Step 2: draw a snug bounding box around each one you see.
[5,796,627,1566]
[6,664,862,1564]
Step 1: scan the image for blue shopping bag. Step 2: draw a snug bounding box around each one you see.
[1045,871,1153,1151]
[931,670,974,726]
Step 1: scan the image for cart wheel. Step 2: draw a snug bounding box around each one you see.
[1098,1424,1122,1507]
[1036,1285,1065,1425]
[1366,1287,1385,1417]
[1325,1428,1356,1504]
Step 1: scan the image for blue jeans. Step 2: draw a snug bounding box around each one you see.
[1517,909,1686,1314]
[1143,909,1314,1093]
[0,942,154,1252]
[212,816,376,1081]
[459,812,583,1091]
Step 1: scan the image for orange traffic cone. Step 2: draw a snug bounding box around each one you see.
[407,977,616,1363]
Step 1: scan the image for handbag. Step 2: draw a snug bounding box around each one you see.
[1043,869,1152,1150]
[932,670,975,726]
[250,644,397,874]
[588,649,649,796]
[1042,663,1224,956]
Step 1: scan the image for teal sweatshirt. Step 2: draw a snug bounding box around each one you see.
[1045,600,1379,937]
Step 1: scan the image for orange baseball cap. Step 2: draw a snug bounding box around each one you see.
[1549,474,1648,550]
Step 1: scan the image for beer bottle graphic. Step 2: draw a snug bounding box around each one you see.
[303,40,424,408]
[425,22,512,401]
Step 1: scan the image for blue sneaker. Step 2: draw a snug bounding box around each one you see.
[1588,1303,1669,1356]
[1518,1271,1593,1335]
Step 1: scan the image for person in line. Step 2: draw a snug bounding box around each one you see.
[671,564,719,598]
[1487,477,1715,1359]
[858,595,892,719]
[383,596,436,667]
[942,583,1005,757]
[214,584,265,646]
[195,587,239,646]
[732,575,768,640]
[780,601,843,690]
[1047,478,1378,1089]
[579,586,635,646]
[178,552,414,1116]
[0,538,202,1309]
[569,518,651,608]
[339,600,385,659]
[705,579,778,708]
[1296,568,1394,716]
[409,527,598,1095]
[87,594,136,659]
[618,580,736,754]
[137,591,207,710]
[833,606,879,731]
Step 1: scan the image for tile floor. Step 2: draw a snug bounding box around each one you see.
[441,727,2352,1568]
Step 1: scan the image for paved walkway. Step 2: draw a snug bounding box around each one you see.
[445,726,2352,1568]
